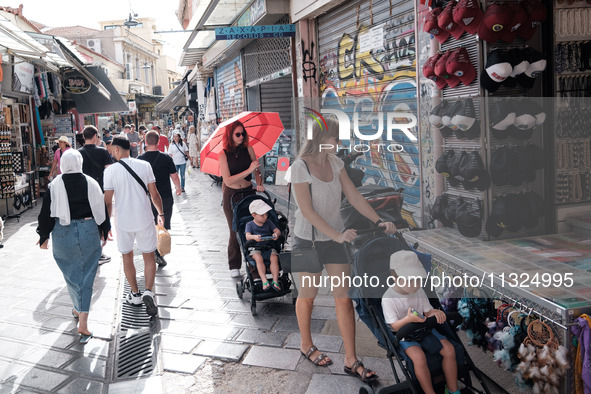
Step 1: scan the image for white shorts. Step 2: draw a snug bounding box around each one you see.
[116,223,157,254]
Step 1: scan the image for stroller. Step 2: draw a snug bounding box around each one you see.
[347,230,492,394]
[232,190,293,315]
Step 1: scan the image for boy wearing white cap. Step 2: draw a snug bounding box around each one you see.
[382,251,459,394]
[245,200,281,291]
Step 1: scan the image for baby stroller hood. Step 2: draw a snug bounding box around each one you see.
[349,234,432,300]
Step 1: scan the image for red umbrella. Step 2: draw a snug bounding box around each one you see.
[200,111,284,176]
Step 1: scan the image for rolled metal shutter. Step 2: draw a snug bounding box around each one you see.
[317,0,420,227]
[259,75,293,131]
[215,54,245,121]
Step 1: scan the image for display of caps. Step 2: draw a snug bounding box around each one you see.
[445,196,462,224]
[438,1,465,40]
[435,51,461,88]
[477,4,513,44]
[436,150,455,177]
[485,195,522,237]
[423,53,447,89]
[431,193,452,227]
[441,100,463,130]
[513,99,546,139]
[447,150,464,187]
[456,199,483,238]
[490,100,516,139]
[516,48,547,89]
[450,99,480,140]
[453,0,484,35]
[500,4,529,43]
[446,47,477,86]
[459,151,490,191]
[481,49,513,92]
[429,101,454,138]
[502,48,530,88]
[491,146,518,186]
[423,7,451,44]
[519,0,548,40]
[486,144,544,187]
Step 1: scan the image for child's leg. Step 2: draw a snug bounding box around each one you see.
[404,346,435,394]
[439,339,458,392]
[252,254,269,289]
[270,253,280,283]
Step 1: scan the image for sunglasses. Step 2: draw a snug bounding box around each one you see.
[234,132,245,137]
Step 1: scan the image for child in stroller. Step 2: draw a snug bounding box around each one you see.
[233,191,292,315]
[245,200,282,291]
[384,250,460,394]
[349,231,491,394]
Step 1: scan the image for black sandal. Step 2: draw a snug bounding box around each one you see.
[301,345,332,366]
[344,360,378,383]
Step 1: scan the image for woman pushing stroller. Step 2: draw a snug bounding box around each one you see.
[291,119,396,384]
[219,120,264,278]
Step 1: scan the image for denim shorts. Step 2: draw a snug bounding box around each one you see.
[398,328,446,351]
[248,248,278,267]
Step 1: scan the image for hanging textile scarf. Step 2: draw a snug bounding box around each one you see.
[571,314,591,394]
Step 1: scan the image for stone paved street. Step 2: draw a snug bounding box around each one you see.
[0,168,403,394]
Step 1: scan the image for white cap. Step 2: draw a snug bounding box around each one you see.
[389,251,427,280]
[451,114,476,132]
[249,199,272,215]
[513,113,537,130]
[485,62,513,82]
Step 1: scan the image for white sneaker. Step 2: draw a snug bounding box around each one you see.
[125,291,142,307]
[230,269,241,278]
[142,289,158,316]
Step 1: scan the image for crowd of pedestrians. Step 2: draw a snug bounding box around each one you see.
[37,123,196,342]
[33,118,404,387]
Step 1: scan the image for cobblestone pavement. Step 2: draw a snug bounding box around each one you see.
[0,168,504,394]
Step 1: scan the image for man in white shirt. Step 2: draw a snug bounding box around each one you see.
[104,136,164,317]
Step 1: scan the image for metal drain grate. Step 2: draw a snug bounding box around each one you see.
[113,260,160,380]
[121,302,152,330]
[115,332,155,378]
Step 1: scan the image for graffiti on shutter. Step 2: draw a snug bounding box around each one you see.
[318,0,421,228]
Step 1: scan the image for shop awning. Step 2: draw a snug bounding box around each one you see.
[0,15,66,71]
[65,66,129,114]
[154,82,187,113]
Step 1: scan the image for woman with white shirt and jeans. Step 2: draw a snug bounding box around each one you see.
[169,132,189,192]
[291,119,396,384]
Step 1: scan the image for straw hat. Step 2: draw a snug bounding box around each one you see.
[57,136,71,146]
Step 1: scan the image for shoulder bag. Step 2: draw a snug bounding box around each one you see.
[173,142,189,161]
[118,160,149,195]
[290,160,322,273]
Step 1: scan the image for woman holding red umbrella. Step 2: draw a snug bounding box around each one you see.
[219,120,265,278]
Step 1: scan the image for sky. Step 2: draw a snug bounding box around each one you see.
[4,0,190,68]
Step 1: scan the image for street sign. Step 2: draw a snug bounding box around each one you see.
[215,24,295,40]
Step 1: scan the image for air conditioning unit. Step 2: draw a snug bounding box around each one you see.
[86,39,101,53]
[153,86,162,95]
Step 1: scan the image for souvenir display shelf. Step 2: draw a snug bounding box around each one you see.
[404,229,591,393]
